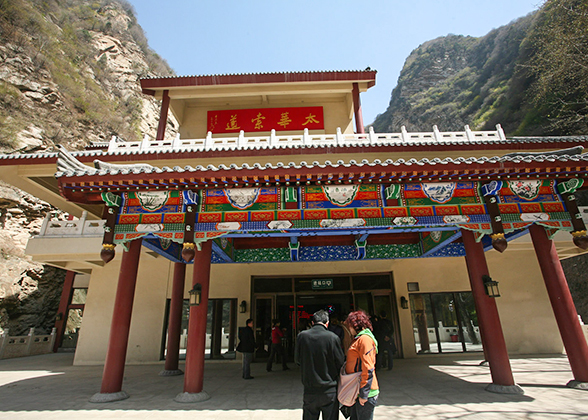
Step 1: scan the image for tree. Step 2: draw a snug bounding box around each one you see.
[526,0,588,134]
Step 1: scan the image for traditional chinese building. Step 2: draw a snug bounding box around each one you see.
[1,70,588,402]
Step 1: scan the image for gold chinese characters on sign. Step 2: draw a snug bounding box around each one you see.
[208,106,324,133]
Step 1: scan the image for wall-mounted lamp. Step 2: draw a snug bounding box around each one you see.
[55,312,64,322]
[239,300,247,313]
[482,275,500,298]
[400,296,409,309]
[189,283,202,306]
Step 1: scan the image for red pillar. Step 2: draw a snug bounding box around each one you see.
[90,239,142,402]
[352,83,365,134]
[53,270,76,352]
[461,230,522,393]
[175,241,212,402]
[161,262,186,375]
[529,224,588,385]
[156,90,170,141]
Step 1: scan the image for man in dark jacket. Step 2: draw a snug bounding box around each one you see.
[295,310,345,420]
[237,318,256,379]
[374,311,395,371]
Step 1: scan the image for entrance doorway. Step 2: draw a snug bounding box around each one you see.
[161,298,237,360]
[410,292,481,354]
[59,288,86,351]
[252,273,401,359]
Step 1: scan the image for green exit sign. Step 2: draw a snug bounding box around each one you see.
[312,279,333,290]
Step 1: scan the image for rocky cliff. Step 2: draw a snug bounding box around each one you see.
[0,0,177,153]
[372,0,588,137]
[372,14,536,134]
[0,181,65,335]
[0,0,178,335]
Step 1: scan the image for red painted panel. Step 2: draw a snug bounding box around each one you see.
[330,209,355,219]
[225,212,248,222]
[461,205,486,215]
[207,107,324,133]
[198,213,222,223]
[304,209,329,220]
[409,207,434,217]
[520,203,542,213]
[277,210,302,220]
[435,206,460,216]
[251,211,275,221]
[383,207,408,218]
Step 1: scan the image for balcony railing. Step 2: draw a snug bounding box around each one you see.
[107,124,507,154]
[39,211,104,237]
[0,328,56,359]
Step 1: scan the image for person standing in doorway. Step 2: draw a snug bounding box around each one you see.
[375,311,395,370]
[267,319,289,372]
[237,318,255,379]
[345,310,379,420]
[295,310,345,420]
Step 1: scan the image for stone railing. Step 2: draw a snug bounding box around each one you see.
[39,211,104,237]
[414,321,482,344]
[0,328,56,359]
[107,125,507,154]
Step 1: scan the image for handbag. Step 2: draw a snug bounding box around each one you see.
[337,365,362,406]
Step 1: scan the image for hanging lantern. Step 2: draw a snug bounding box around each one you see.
[482,275,500,298]
[189,283,202,306]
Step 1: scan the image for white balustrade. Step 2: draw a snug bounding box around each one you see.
[38,211,105,238]
[104,125,506,154]
[0,327,57,359]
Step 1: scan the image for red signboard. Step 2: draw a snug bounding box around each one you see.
[207,106,324,133]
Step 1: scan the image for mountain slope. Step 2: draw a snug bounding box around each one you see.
[0,0,177,153]
[0,0,178,335]
[372,0,588,136]
[372,14,535,134]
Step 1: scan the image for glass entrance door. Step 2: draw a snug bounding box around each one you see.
[409,292,481,354]
[207,299,237,359]
[254,296,273,358]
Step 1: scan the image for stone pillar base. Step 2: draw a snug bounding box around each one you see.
[567,380,588,390]
[159,369,184,377]
[485,383,524,394]
[174,391,210,403]
[89,391,129,403]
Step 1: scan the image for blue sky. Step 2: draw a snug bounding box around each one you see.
[128,0,541,126]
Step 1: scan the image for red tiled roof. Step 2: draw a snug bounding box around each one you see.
[140,70,377,93]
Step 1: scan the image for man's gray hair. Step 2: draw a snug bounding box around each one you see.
[312,310,329,325]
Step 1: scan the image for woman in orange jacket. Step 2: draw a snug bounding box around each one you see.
[344,310,379,420]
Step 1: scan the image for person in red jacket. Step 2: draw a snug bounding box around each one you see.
[266,319,289,372]
[345,310,379,420]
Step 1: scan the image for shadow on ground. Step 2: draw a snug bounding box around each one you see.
[0,352,564,414]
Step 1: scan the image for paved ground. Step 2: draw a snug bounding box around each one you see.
[0,352,587,419]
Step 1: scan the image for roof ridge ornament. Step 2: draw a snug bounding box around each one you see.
[502,146,584,159]
[56,146,94,175]
[93,160,156,172]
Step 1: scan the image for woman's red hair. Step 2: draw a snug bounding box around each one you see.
[345,310,372,332]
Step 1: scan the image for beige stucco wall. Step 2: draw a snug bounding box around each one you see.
[74,250,172,365]
[179,95,354,139]
[73,245,563,365]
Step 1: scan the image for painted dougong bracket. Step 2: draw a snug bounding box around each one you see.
[558,178,588,250]
[182,204,197,262]
[355,234,368,259]
[289,238,299,262]
[481,181,507,253]
[100,192,121,263]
